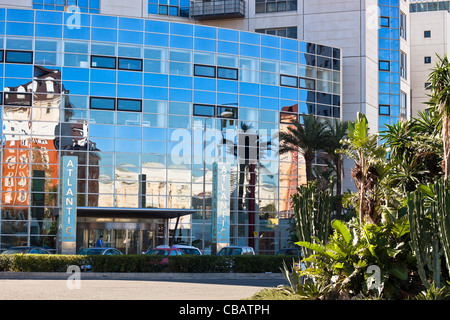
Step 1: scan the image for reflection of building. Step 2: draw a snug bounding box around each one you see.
[0,5,341,255]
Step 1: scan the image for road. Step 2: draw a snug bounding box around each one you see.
[0,277,287,300]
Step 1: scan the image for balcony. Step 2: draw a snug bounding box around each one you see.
[190,0,246,20]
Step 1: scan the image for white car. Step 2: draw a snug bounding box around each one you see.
[217,246,255,256]
[172,244,203,255]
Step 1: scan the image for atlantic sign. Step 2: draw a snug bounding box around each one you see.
[61,156,77,254]
[212,162,230,247]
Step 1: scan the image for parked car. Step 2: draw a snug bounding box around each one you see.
[78,247,123,255]
[217,246,255,256]
[1,246,51,255]
[276,248,302,257]
[77,247,123,271]
[145,246,184,265]
[172,244,202,255]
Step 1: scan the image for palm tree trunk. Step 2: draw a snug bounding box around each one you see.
[305,153,314,182]
[444,114,450,177]
[336,159,343,218]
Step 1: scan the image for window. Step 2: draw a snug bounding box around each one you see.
[425,82,432,90]
[194,65,216,78]
[280,75,298,87]
[400,52,407,79]
[400,91,407,119]
[255,0,297,14]
[193,104,215,117]
[424,30,431,38]
[158,5,168,15]
[117,99,142,112]
[217,67,238,80]
[4,92,32,106]
[400,12,406,40]
[380,16,389,27]
[0,50,4,62]
[379,60,390,71]
[5,50,33,64]
[424,56,431,64]
[218,106,238,119]
[118,58,143,71]
[379,105,390,115]
[91,55,116,69]
[299,77,315,90]
[255,27,297,39]
[90,97,116,110]
[280,112,298,123]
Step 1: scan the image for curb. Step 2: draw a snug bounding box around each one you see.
[0,271,286,281]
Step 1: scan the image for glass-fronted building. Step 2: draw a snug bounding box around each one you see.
[0,7,341,254]
[378,0,408,133]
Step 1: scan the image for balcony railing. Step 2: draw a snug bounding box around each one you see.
[190,0,246,20]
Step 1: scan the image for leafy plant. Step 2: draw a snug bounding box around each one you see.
[339,113,386,224]
[415,281,450,300]
[296,217,415,299]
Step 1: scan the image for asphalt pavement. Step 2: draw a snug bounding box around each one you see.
[0,272,288,300]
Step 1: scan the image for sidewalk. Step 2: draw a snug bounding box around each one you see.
[0,271,286,281]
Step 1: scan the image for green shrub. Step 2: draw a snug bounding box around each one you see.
[0,254,297,273]
[0,254,86,272]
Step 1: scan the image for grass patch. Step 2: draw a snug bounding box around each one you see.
[245,288,302,300]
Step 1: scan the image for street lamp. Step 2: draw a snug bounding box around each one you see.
[201,109,234,252]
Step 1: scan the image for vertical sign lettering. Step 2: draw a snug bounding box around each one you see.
[212,163,230,244]
[62,156,77,244]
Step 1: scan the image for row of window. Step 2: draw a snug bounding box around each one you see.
[0,50,144,73]
[280,74,315,90]
[91,55,142,71]
[193,64,238,80]
[90,97,142,112]
[193,104,238,119]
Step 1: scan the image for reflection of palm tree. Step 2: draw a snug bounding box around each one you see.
[225,122,273,248]
[323,119,348,218]
[279,114,329,182]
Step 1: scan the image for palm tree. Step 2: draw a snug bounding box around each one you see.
[279,114,329,182]
[339,113,386,224]
[427,54,450,177]
[323,119,349,218]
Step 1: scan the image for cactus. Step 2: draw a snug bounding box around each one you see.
[433,177,450,279]
[407,190,440,289]
[291,181,333,260]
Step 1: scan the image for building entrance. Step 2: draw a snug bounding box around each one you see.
[77,221,159,254]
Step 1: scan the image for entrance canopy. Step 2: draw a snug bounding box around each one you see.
[77,207,195,219]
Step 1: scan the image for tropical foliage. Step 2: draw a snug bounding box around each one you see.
[278,104,450,300]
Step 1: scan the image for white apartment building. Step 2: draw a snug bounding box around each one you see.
[410,0,450,117]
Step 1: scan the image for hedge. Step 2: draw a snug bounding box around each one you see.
[0,254,299,273]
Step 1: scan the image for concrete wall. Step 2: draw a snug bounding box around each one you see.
[410,10,450,118]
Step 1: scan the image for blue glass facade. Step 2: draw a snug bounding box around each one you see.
[0,8,341,254]
[378,0,404,132]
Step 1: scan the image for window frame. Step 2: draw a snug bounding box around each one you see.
[379,104,390,116]
[4,92,32,106]
[5,50,33,64]
[118,57,143,71]
[90,96,116,111]
[193,64,216,78]
[217,106,238,119]
[379,60,390,71]
[217,67,238,80]
[117,98,142,112]
[280,74,298,88]
[193,104,216,117]
[91,55,117,70]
